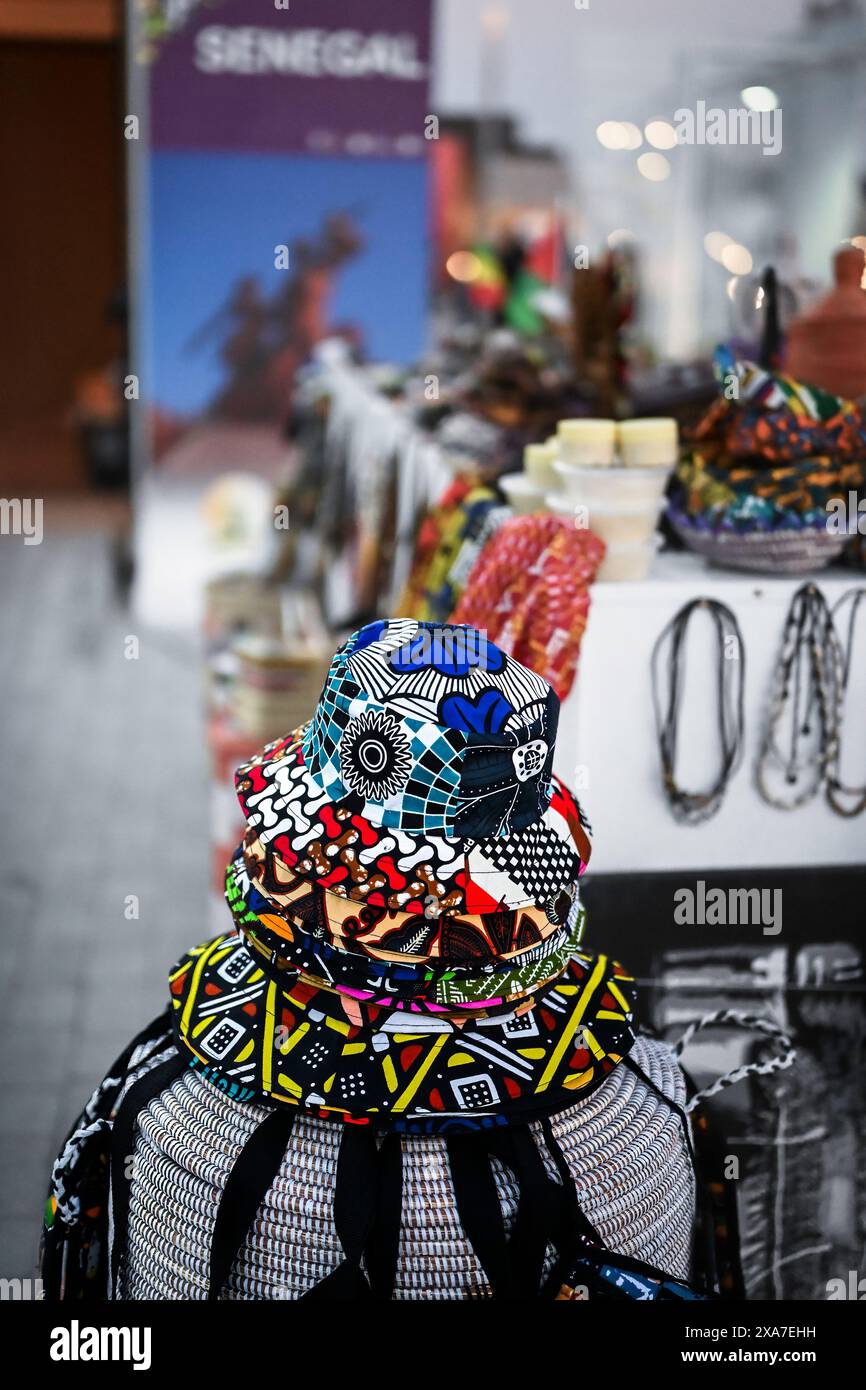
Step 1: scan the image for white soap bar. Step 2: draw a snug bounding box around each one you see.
[523,442,559,489]
[616,417,678,467]
[557,418,616,467]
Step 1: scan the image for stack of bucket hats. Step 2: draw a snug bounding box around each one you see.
[43,619,700,1301]
[171,619,630,1129]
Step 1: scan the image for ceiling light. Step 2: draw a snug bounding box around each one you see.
[704,231,732,261]
[637,152,671,181]
[741,86,779,112]
[596,121,627,150]
[645,119,678,150]
[721,243,753,275]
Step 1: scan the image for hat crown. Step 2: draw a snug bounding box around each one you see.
[303,619,559,838]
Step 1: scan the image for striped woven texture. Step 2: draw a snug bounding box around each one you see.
[670,518,847,575]
[121,1037,694,1300]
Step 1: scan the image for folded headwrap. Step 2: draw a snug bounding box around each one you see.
[670,349,866,535]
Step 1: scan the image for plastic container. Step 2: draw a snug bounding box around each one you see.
[616,417,678,467]
[583,500,663,545]
[499,472,545,514]
[523,441,559,491]
[596,535,662,582]
[556,418,616,467]
[545,491,661,545]
[553,461,671,507]
[545,491,585,524]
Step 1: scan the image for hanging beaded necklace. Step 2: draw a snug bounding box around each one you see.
[756,583,843,810]
[651,598,746,824]
[826,586,866,818]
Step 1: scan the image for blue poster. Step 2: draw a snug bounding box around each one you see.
[135,0,432,462]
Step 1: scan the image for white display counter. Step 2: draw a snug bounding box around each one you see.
[555,551,866,873]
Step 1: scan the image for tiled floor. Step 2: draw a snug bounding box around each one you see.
[0,523,209,1278]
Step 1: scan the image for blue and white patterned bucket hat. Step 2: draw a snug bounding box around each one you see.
[235,619,591,919]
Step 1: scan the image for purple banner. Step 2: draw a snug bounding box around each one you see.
[149,0,433,157]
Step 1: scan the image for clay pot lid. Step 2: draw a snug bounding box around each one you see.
[785,246,866,399]
[793,247,866,323]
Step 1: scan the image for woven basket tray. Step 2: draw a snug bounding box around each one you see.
[670,515,847,575]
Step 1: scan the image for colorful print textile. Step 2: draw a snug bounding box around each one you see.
[438,502,512,620]
[713,351,856,423]
[241,922,581,1013]
[237,619,572,846]
[169,931,636,1132]
[178,617,621,1133]
[451,516,606,700]
[397,481,502,621]
[228,861,587,1014]
[420,493,512,624]
[670,350,866,535]
[237,834,579,959]
[236,745,586,918]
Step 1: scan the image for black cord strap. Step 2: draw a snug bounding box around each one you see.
[651,598,746,824]
[446,1124,599,1299]
[624,1055,700,1178]
[504,1127,564,1297]
[363,1132,404,1300]
[446,1133,517,1299]
[539,1115,602,1246]
[302,1126,404,1301]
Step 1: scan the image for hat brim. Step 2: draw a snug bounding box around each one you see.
[169,932,636,1134]
[235,724,591,917]
[226,845,586,1009]
[235,834,577,962]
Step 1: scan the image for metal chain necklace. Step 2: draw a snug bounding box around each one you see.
[651,598,746,824]
[826,586,866,818]
[756,583,843,810]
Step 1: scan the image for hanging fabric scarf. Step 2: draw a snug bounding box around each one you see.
[450,514,606,700]
[397,479,504,621]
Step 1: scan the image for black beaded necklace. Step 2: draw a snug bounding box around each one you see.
[651,598,746,824]
[827,586,866,818]
[756,582,843,810]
